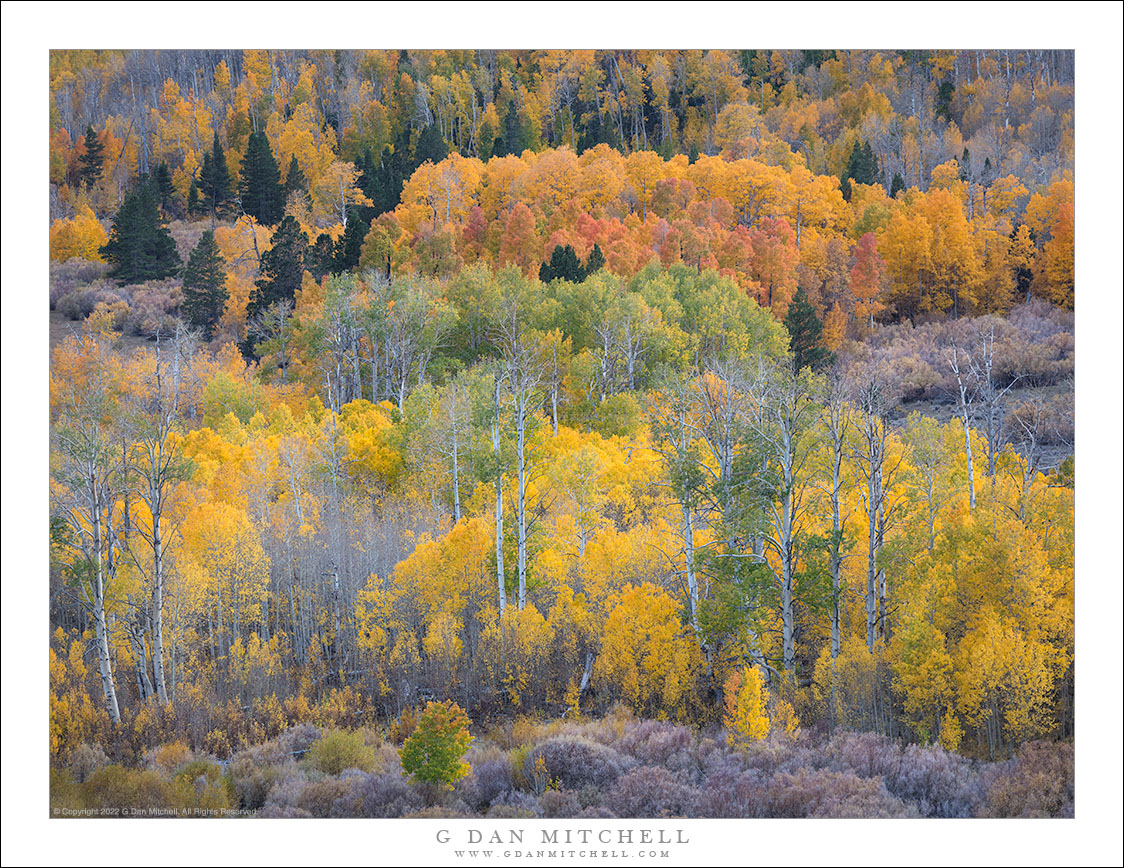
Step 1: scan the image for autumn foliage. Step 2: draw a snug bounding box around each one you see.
[46,48,1076,819]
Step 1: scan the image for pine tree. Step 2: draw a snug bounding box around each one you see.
[198,150,214,209]
[283,154,307,197]
[334,217,368,273]
[187,179,201,216]
[180,229,228,340]
[414,122,448,167]
[783,287,834,371]
[501,99,522,156]
[476,119,495,160]
[863,141,878,185]
[154,162,175,213]
[845,139,878,187]
[890,172,906,198]
[308,233,337,282]
[200,133,232,216]
[78,125,105,189]
[239,131,284,225]
[368,145,403,216]
[247,215,307,319]
[583,243,605,276]
[99,177,181,285]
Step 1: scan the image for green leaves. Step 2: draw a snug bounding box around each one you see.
[399,700,473,789]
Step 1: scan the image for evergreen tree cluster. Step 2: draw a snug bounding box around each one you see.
[539,243,606,283]
[196,133,232,216]
[247,215,307,321]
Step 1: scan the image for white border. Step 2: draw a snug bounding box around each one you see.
[3,3,1121,866]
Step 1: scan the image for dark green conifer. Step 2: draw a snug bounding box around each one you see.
[284,154,307,197]
[539,244,585,283]
[99,177,181,285]
[180,229,228,339]
[783,287,834,372]
[247,216,307,319]
[79,125,105,189]
[584,243,606,275]
[239,131,284,225]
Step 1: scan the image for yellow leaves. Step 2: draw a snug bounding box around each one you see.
[596,583,702,719]
[50,632,111,762]
[399,153,484,233]
[390,515,494,625]
[953,614,1057,744]
[355,578,395,658]
[49,206,108,262]
[179,500,270,617]
[424,612,465,685]
[270,102,338,192]
[623,150,666,219]
[724,666,770,746]
[1038,201,1074,307]
[481,605,554,706]
[341,399,403,491]
[311,160,374,229]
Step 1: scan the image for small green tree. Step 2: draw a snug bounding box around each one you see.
[79,125,105,189]
[784,287,834,372]
[181,229,228,340]
[399,700,473,790]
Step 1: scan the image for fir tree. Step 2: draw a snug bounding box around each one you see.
[307,233,337,282]
[539,244,585,283]
[334,217,369,273]
[936,78,955,121]
[180,229,228,340]
[845,139,878,187]
[200,133,232,215]
[502,99,523,156]
[783,287,834,372]
[476,119,495,160]
[239,131,284,225]
[890,172,906,198]
[154,162,175,213]
[78,125,105,189]
[583,243,606,275]
[99,177,181,285]
[247,215,307,320]
[211,133,232,212]
[187,179,201,216]
[283,154,307,197]
[198,150,214,209]
[414,122,448,167]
